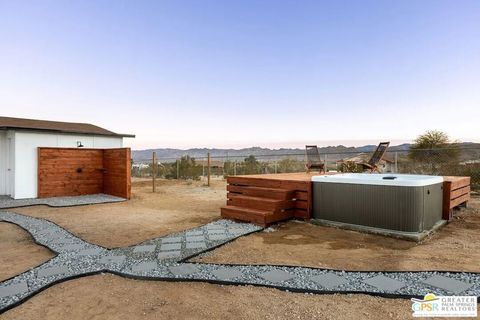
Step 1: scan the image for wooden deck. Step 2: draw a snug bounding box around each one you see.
[221,172,472,227]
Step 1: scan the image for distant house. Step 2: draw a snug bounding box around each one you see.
[0,116,134,199]
[337,153,395,173]
[195,159,224,169]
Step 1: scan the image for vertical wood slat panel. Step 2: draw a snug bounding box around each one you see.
[103,148,131,199]
[38,147,131,199]
[38,147,104,198]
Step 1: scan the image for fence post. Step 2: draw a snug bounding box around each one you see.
[152,152,156,193]
[176,159,179,179]
[325,154,328,172]
[395,152,398,173]
[234,160,237,176]
[274,157,277,174]
[207,152,211,186]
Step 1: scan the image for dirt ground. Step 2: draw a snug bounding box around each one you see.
[2,179,480,319]
[0,223,54,282]
[11,179,225,248]
[1,273,415,320]
[194,198,480,272]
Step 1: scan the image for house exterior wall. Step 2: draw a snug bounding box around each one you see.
[12,130,123,199]
[0,131,7,195]
[0,130,15,196]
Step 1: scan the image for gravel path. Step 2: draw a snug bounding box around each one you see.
[1,211,479,314]
[0,194,125,209]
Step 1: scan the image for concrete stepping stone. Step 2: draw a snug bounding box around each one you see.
[58,243,85,251]
[98,255,126,265]
[49,238,75,244]
[206,224,225,230]
[133,245,156,253]
[169,264,199,277]
[422,275,474,294]
[207,229,225,235]
[162,237,182,244]
[363,275,405,292]
[158,251,181,259]
[186,230,204,236]
[310,273,348,289]
[131,261,157,273]
[77,248,103,256]
[208,234,229,241]
[228,228,246,235]
[211,268,243,281]
[186,235,205,242]
[160,243,182,251]
[37,265,69,278]
[0,281,28,299]
[260,270,294,283]
[186,242,206,249]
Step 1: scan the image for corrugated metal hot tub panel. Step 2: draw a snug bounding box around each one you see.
[312,174,443,233]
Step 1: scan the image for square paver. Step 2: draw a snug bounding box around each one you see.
[422,275,474,294]
[207,229,226,235]
[227,228,246,235]
[363,275,406,292]
[208,234,229,241]
[162,237,183,244]
[158,251,181,259]
[310,273,348,289]
[49,238,75,244]
[37,265,69,278]
[169,264,199,276]
[186,230,204,236]
[133,245,156,253]
[131,261,157,273]
[160,243,182,251]
[211,268,243,281]
[186,235,205,242]
[0,281,29,298]
[186,242,206,249]
[260,270,294,283]
[77,248,103,256]
[206,225,225,231]
[59,243,85,251]
[98,255,126,265]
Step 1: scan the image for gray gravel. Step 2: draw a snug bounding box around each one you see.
[1,211,479,313]
[0,194,125,209]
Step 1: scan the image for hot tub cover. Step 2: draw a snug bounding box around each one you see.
[311,173,443,187]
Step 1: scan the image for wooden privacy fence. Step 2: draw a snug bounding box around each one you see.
[38,147,131,199]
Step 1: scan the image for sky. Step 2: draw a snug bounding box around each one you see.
[0,0,479,150]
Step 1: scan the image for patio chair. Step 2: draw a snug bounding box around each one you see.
[359,141,390,172]
[305,145,325,173]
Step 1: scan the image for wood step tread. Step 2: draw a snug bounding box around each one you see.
[227,193,284,203]
[221,205,271,216]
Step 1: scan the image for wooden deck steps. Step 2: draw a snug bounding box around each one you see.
[221,173,314,227]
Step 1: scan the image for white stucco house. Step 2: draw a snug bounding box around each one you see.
[0,116,134,199]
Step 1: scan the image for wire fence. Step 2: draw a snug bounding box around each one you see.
[132,146,480,190]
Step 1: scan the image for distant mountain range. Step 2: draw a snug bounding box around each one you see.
[132,143,415,162]
[132,142,480,163]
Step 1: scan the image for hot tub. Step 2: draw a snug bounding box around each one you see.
[311,173,444,240]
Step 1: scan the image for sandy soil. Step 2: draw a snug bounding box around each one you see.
[0,222,54,282]
[11,179,225,248]
[193,198,480,272]
[2,181,479,319]
[1,273,416,320]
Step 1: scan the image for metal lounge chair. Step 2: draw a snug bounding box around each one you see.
[359,141,390,172]
[305,145,325,173]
